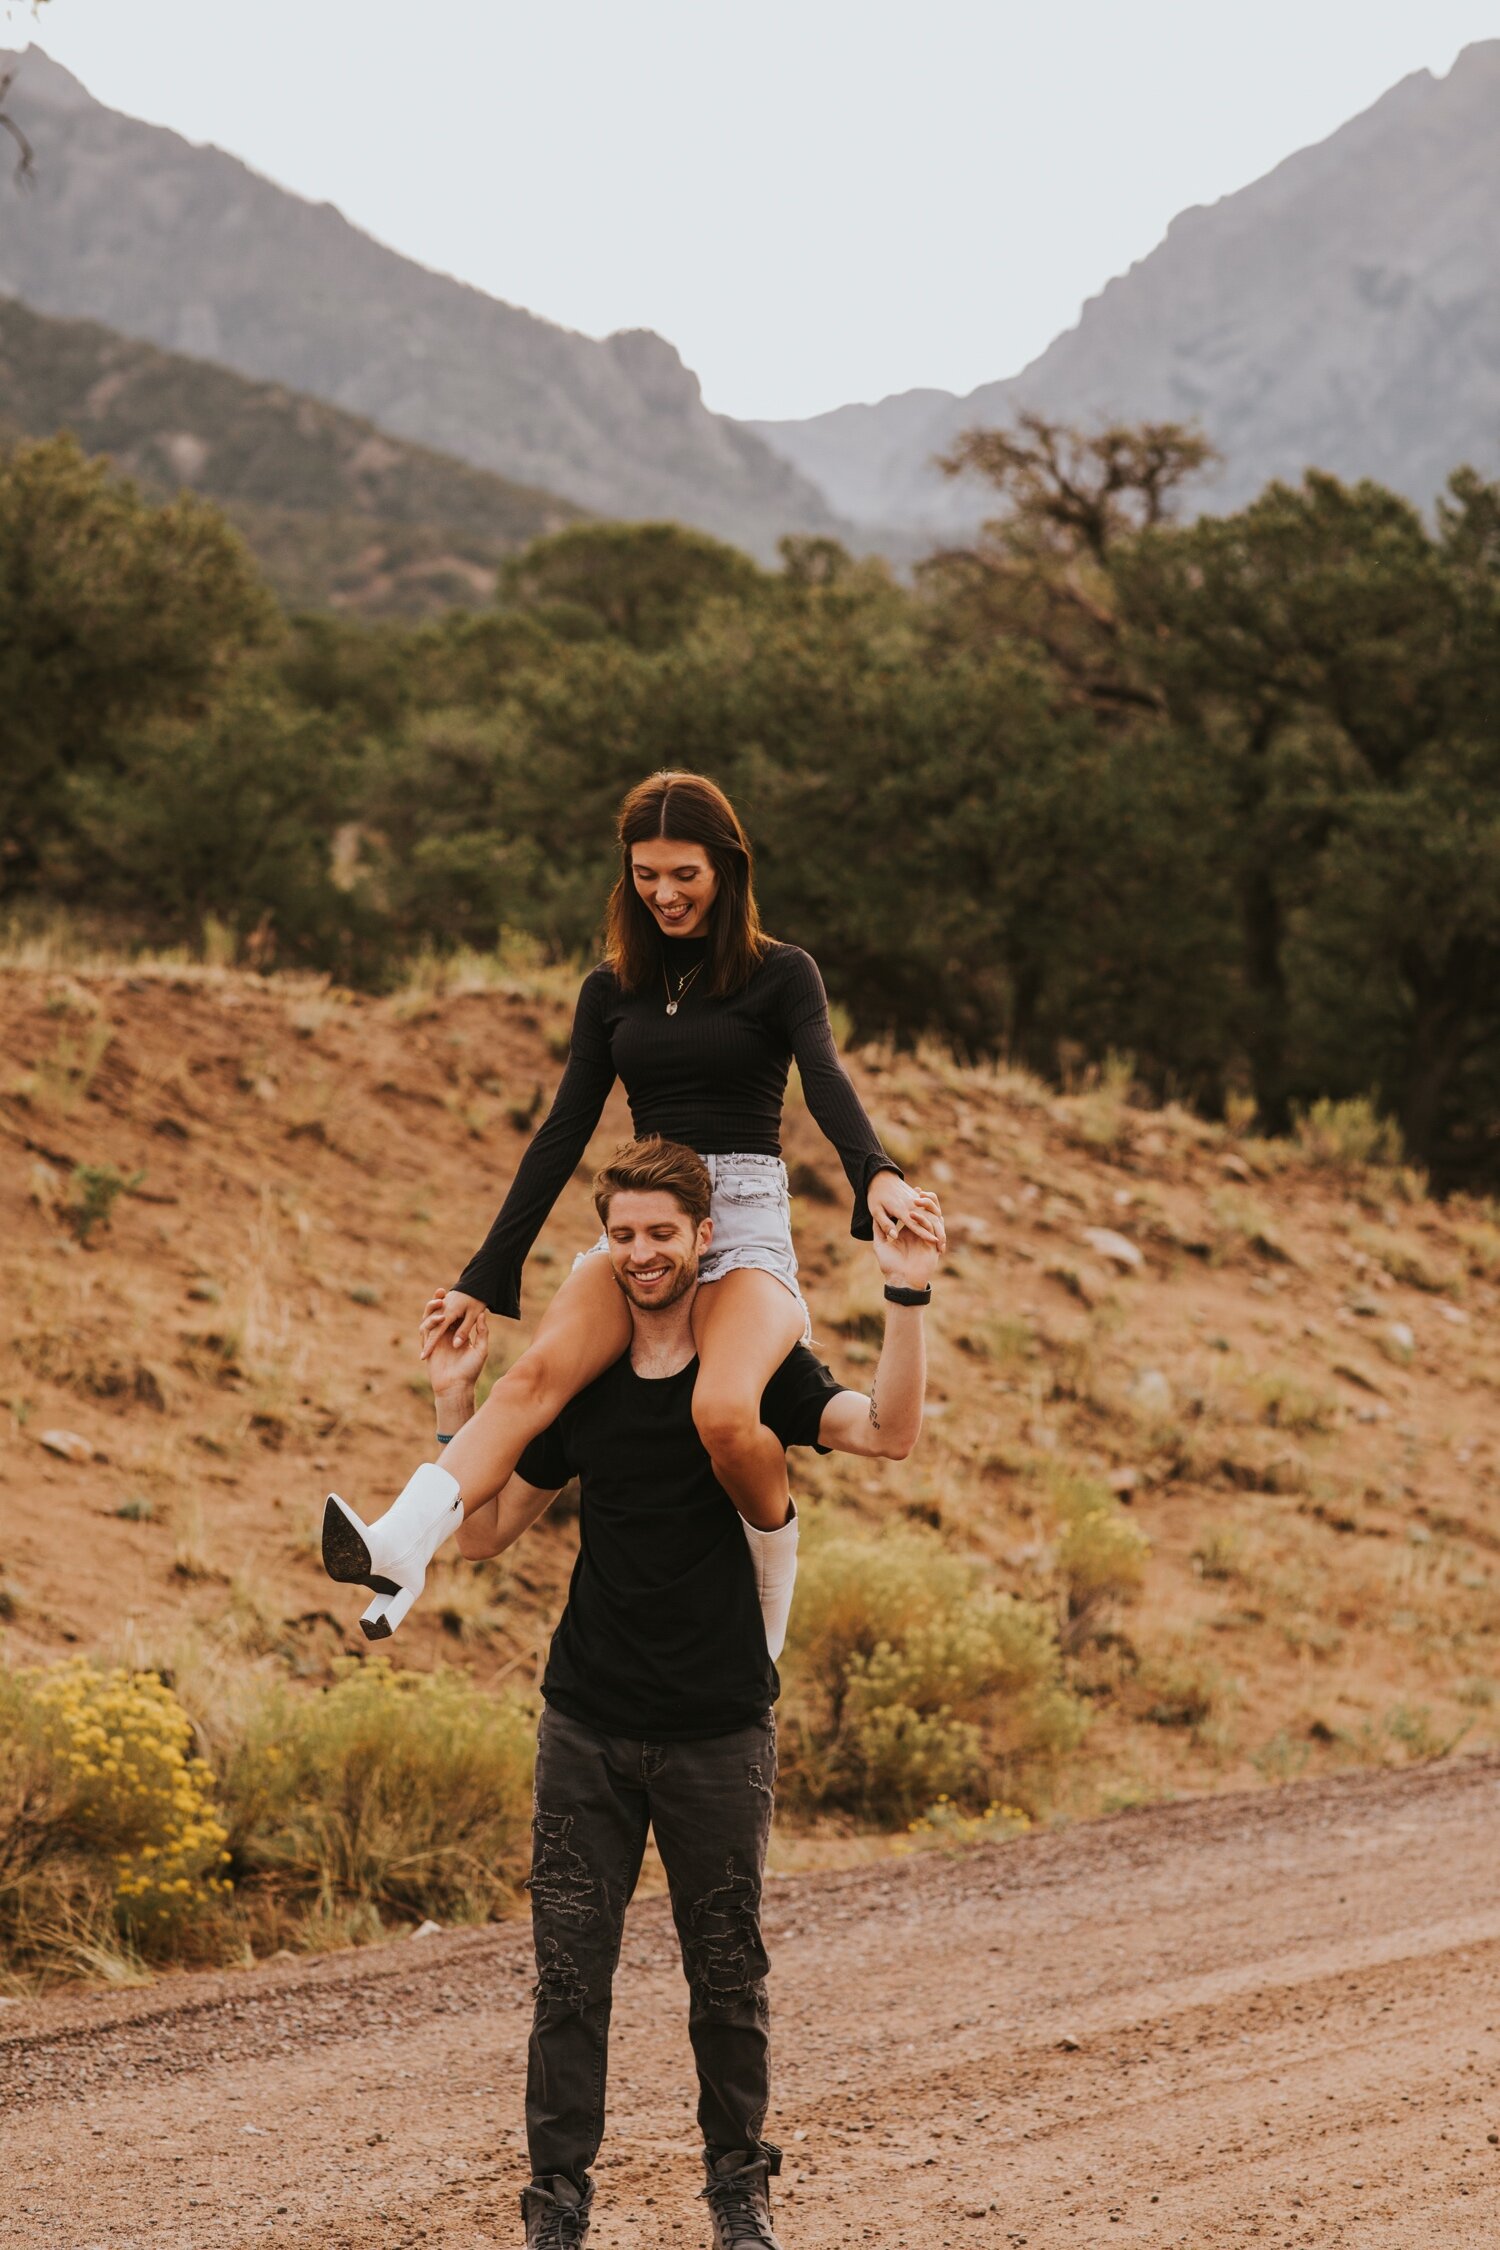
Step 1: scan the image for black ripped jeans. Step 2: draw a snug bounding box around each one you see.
[525,1701,778,2192]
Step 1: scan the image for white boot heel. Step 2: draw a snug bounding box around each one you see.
[741,1499,799,1661]
[359,1584,418,1640]
[320,1463,463,1640]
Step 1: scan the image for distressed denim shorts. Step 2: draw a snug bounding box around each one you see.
[575,1151,811,1345]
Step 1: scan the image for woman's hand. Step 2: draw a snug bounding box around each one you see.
[868,1169,946,1252]
[419,1291,490,1388]
[419,1286,486,1361]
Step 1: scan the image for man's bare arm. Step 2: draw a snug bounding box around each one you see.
[422,1292,562,1558]
[454,1473,561,1559]
[815,1223,937,1461]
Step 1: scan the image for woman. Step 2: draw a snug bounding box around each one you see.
[322,770,944,1635]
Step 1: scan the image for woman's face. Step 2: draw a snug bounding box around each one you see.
[630,836,720,939]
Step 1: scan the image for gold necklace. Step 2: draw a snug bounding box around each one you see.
[663,959,704,1016]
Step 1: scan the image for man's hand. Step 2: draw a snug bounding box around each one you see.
[816,1223,933,1461]
[868,1170,946,1250]
[421,1289,488,1434]
[871,1218,941,1295]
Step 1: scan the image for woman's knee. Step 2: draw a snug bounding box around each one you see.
[491,1341,573,1428]
[692,1385,760,1459]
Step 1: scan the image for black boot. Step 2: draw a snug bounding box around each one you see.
[520,2174,593,2248]
[701,2149,782,2249]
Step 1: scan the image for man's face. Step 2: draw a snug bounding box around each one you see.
[603,1189,711,1313]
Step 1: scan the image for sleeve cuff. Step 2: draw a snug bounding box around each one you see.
[850,1155,903,1240]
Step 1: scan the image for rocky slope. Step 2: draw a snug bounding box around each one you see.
[0,46,838,556]
[752,41,1500,534]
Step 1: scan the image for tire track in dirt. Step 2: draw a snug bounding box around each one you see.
[6,1757,1500,2247]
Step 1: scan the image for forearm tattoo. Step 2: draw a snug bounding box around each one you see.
[868,1380,881,1432]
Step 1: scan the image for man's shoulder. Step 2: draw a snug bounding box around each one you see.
[761,1340,844,1447]
[521,1349,632,1477]
[771,1340,828,1381]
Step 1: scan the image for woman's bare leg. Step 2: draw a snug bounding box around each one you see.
[690,1270,807,1529]
[438,1254,630,1514]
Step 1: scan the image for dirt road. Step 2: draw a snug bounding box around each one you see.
[5,1756,1500,2248]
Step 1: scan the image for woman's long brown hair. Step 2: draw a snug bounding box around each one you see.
[605,771,770,996]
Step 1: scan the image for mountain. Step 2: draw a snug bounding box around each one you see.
[0,46,839,555]
[0,290,583,615]
[0,292,586,614]
[750,41,1500,533]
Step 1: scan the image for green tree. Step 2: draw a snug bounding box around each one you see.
[60,672,379,974]
[498,520,767,651]
[0,435,276,898]
[1118,468,1500,1172]
[923,413,1214,716]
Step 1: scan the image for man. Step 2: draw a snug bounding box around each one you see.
[427,1135,937,2249]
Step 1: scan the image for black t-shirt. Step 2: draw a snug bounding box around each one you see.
[516,1341,843,1741]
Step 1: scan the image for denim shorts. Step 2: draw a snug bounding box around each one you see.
[576,1151,811,1344]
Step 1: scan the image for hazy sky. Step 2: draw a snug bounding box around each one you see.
[17,0,1500,420]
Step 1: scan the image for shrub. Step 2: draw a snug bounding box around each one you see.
[1254,1372,1339,1436]
[1191,1524,1244,1582]
[780,1527,1086,1820]
[0,1653,539,1984]
[61,1162,144,1246]
[904,1797,1031,1854]
[221,1659,534,1942]
[1207,1190,1295,1267]
[1353,1228,1458,1296]
[1293,1096,1404,1174]
[1136,1649,1223,1733]
[0,1662,230,1979]
[1066,1051,1139,1155]
[1453,1217,1500,1280]
[1049,1472,1150,1648]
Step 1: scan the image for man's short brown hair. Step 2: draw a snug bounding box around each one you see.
[592,1137,712,1229]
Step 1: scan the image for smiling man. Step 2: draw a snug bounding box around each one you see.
[425,1134,936,2249]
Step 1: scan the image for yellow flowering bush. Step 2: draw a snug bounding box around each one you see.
[904,1796,1032,1853]
[1,1653,539,1982]
[27,1660,231,1948]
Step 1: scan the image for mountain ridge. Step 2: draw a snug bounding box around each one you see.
[0,45,839,556]
[0,290,586,615]
[750,41,1500,532]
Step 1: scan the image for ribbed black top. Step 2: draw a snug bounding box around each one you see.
[457,937,898,1317]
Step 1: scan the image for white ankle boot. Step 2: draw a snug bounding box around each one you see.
[740,1500,799,1661]
[321,1462,463,1640]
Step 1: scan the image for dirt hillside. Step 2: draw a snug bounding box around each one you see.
[3,958,1500,1813]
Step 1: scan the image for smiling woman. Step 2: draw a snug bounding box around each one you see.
[320,767,945,1636]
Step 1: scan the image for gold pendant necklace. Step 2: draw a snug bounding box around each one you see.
[663,959,704,1016]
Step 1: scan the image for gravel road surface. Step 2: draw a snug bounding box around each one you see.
[5,1756,1500,2247]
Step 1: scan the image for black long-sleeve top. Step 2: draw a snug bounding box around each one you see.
[457,936,899,1317]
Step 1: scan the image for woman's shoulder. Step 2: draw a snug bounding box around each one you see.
[745,941,828,1025]
[570,961,625,1021]
[755,938,818,979]
[754,940,824,994]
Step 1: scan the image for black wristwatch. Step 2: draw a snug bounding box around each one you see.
[883,1282,932,1307]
